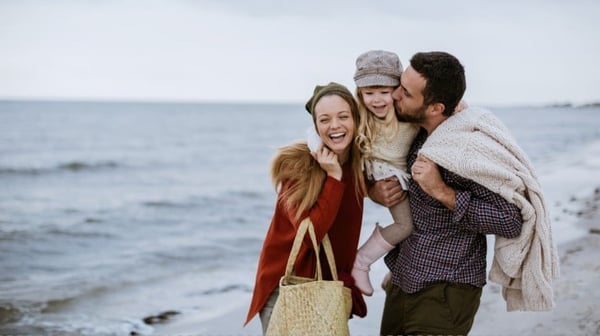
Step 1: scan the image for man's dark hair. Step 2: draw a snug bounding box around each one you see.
[410,51,466,116]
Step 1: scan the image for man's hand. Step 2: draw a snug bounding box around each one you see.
[411,154,456,210]
[368,177,407,208]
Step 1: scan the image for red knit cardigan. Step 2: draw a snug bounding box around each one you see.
[245,162,364,325]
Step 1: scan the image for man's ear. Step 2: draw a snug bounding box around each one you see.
[428,102,446,117]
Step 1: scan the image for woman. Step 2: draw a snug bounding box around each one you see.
[244,82,368,334]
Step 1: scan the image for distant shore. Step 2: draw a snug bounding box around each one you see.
[1,99,599,110]
[547,102,600,108]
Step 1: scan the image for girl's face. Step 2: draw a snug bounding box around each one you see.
[360,86,395,119]
[313,95,355,160]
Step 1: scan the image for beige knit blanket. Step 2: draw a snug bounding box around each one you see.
[419,106,559,311]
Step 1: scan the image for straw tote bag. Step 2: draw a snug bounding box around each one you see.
[265,218,352,336]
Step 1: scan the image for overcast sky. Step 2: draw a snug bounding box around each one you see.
[1,0,599,106]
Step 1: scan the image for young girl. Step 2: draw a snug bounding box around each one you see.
[245,82,368,334]
[351,50,419,296]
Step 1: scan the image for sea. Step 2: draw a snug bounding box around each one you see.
[1,100,599,335]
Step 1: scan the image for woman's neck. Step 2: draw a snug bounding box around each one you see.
[337,149,350,165]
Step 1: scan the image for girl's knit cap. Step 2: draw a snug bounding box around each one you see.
[353,50,403,88]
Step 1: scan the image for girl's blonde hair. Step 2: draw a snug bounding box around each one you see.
[355,86,400,162]
[271,85,366,222]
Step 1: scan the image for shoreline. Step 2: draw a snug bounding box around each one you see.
[152,170,600,335]
[154,210,600,336]
[153,232,600,336]
[469,188,600,335]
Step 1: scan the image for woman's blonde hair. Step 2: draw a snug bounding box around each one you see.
[271,83,366,222]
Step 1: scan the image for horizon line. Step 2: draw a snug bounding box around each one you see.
[0,97,598,109]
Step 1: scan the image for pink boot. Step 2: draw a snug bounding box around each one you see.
[351,225,394,296]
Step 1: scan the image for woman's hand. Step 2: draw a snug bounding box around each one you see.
[454,100,469,113]
[313,145,342,181]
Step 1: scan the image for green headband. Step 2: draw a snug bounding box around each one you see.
[305,82,352,115]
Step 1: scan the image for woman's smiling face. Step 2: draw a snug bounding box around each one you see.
[313,94,355,162]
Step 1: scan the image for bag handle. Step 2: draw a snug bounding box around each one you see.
[283,217,340,281]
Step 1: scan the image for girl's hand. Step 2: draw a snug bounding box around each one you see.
[312,145,342,181]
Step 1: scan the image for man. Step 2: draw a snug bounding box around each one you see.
[369,51,558,335]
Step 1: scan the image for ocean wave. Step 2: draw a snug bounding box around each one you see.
[142,190,272,211]
[142,200,192,208]
[0,160,120,176]
[57,161,119,171]
[44,227,115,240]
[0,295,152,336]
[0,302,24,324]
[0,219,114,242]
[1,283,115,317]
[194,284,253,296]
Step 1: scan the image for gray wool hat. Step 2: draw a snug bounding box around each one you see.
[353,50,403,88]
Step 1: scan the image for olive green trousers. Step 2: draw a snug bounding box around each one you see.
[380,282,482,336]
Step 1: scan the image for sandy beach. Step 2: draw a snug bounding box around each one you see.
[153,186,600,336]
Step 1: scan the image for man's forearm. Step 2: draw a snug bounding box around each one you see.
[432,184,456,211]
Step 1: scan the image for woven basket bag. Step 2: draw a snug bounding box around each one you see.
[265,218,352,336]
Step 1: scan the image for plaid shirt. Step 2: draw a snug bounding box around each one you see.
[384,128,523,293]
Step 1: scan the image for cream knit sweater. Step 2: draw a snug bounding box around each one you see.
[370,119,419,173]
[419,107,559,311]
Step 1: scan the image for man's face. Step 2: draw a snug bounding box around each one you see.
[392,66,428,124]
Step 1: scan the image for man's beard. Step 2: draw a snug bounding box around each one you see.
[395,103,427,124]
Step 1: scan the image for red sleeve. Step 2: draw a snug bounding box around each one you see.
[280,176,346,246]
[308,176,345,241]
